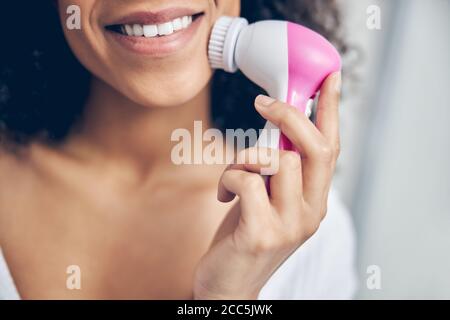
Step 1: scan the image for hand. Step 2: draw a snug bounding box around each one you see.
[193,72,342,299]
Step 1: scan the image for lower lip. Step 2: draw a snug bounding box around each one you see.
[106,15,204,56]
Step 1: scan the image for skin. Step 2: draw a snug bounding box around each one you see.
[0,0,341,299]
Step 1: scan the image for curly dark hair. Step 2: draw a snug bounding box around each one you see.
[0,0,347,145]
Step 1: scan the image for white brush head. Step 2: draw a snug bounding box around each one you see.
[208,16,248,73]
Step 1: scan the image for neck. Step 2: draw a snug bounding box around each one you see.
[64,77,213,175]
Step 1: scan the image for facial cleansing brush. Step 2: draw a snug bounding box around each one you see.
[208,16,342,152]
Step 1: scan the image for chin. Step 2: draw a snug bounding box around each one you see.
[109,59,213,109]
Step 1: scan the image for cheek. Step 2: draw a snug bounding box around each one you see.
[215,0,241,16]
[58,0,105,75]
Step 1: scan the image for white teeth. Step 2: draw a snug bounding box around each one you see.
[133,24,144,36]
[181,16,190,28]
[124,24,134,36]
[121,15,195,38]
[143,24,158,37]
[158,22,174,36]
[172,18,183,31]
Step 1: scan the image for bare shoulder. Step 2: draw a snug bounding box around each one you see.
[0,145,38,242]
[0,145,29,196]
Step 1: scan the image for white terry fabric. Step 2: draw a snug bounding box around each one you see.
[0,249,20,300]
[259,188,358,299]
[0,188,356,300]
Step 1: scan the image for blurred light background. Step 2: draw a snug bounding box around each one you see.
[335,0,450,299]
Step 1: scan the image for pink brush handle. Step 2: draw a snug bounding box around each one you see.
[277,22,341,153]
[278,94,311,152]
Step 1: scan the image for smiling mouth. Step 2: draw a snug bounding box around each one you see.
[106,13,204,38]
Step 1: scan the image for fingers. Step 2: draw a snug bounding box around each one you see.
[217,147,276,203]
[314,72,342,214]
[218,148,303,218]
[268,151,303,215]
[254,96,328,209]
[218,169,271,222]
[254,95,326,160]
[253,72,341,213]
[315,72,342,157]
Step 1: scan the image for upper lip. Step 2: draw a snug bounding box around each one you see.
[106,7,204,26]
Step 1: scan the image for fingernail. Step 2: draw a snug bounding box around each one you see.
[334,72,342,93]
[255,95,276,108]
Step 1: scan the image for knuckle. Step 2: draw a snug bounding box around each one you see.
[242,174,264,191]
[315,143,334,162]
[247,236,275,254]
[247,226,287,254]
[249,227,301,254]
[222,169,235,182]
[334,142,341,158]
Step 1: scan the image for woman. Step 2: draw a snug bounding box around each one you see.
[0,0,356,299]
